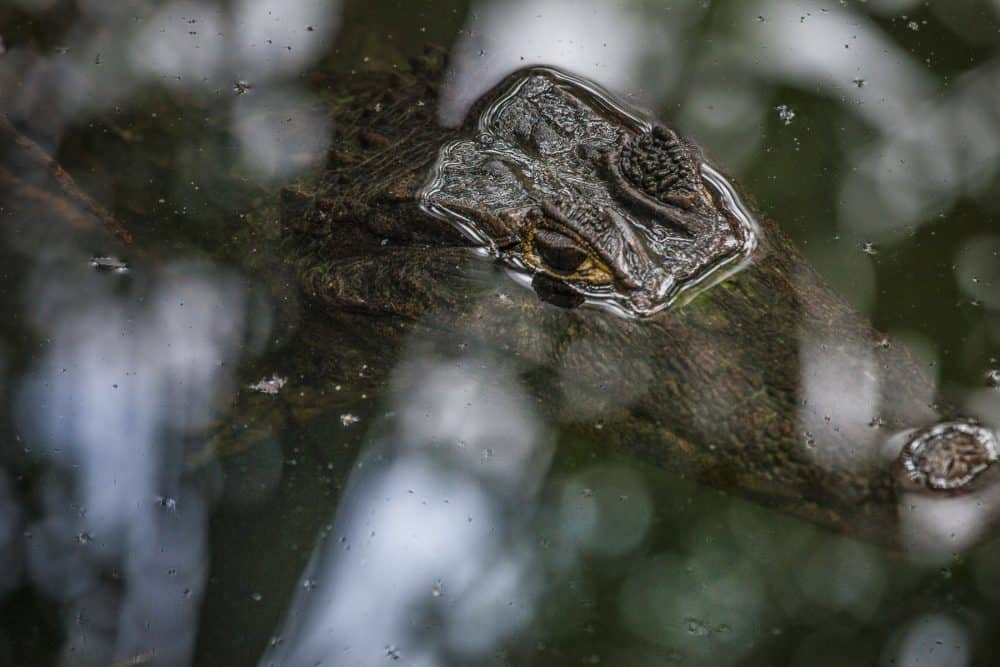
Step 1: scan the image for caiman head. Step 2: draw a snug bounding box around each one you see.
[419,68,756,317]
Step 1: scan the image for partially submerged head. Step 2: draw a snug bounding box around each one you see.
[420,67,757,317]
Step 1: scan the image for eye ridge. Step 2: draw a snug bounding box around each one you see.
[522,204,615,286]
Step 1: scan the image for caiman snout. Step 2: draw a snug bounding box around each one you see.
[896,420,1000,492]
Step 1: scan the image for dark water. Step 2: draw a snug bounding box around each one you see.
[1,0,1000,665]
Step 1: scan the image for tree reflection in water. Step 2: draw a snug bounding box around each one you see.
[16,258,265,666]
[263,350,555,666]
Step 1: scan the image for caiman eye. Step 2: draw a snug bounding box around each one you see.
[532,228,589,273]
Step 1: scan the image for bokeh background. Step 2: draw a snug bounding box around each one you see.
[1,0,1000,665]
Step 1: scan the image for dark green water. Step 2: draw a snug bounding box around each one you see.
[1,0,1000,665]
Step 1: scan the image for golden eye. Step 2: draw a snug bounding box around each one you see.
[532,228,589,273]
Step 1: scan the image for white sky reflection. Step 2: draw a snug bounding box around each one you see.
[232,86,331,179]
[262,352,553,667]
[887,613,971,667]
[798,331,881,472]
[17,260,263,666]
[438,0,680,127]
[130,2,229,86]
[130,0,339,85]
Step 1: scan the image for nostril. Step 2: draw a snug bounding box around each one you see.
[897,421,999,492]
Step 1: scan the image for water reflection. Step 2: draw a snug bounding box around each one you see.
[129,2,229,86]
[16,257,266,666]
[439,0,693,126]
[262,349,553,666]
[886,613,972,667]
[3,0,1000,663]
[798,331,883,472]
[232,86,331,179]
[1,0,340,181]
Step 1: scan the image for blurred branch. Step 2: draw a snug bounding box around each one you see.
[0,113,132,244]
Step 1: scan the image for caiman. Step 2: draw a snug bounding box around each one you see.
[4,48,998,552]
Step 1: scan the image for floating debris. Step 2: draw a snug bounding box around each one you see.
[774,104,795,126]
[852,78,866,88]
[90,255,129,272]
[233,80,254,95]
[110,650,157,667]
[862,241,878,256]
[907,20,920,31]
[685,617,710,637]
[155,495,177,511]
[899,421,999,491]
[986,369,1000,389]
[340,413,360,426]
[248,374,287,395]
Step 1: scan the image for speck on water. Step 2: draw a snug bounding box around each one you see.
[156,496,177,511]
[774,104,795,125]
[685,617,710,636]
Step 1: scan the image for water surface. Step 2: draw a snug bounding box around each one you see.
[1,1,1000,665]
